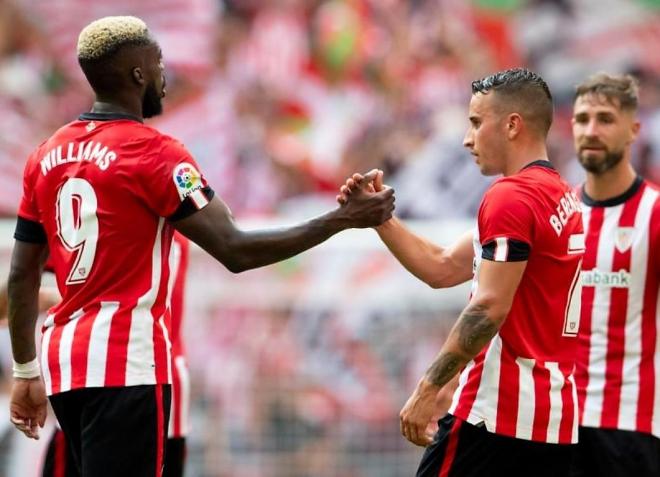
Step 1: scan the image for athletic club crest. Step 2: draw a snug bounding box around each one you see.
[615,227,634,253]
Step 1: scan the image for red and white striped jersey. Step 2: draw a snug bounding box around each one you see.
[167,232,190,438]
[576,177,660,437]
[449,161,585,444]
[16,112,212,396]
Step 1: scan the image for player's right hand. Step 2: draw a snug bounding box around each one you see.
[336,168,385,205]
[10,377,47,440]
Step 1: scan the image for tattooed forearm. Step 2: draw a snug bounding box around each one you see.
[455,303,498,356]
[425,352,463,387]
[423,303,500,387]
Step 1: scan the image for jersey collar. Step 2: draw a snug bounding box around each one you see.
[521,159,556,171]
[581,175,643,208]
[79,112,143,123]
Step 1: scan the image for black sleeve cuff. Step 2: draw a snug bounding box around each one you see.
[14,216,47,244]
[482,238,530,262]
[168,186,215,221]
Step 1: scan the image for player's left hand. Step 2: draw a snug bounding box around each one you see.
[10,377,48,440]
[400,378,439,447]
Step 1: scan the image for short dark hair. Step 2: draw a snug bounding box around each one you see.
[471,68,554,136]
[574,73,639,111]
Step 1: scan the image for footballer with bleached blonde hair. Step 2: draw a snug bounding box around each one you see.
[7,14,395,477]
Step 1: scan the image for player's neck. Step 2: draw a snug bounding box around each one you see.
[90,98,143,121]
[584,161,637,202]
[504,143,549,176]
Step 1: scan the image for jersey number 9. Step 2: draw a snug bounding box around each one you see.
[56,178,99,285]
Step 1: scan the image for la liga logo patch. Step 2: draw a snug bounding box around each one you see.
[173,162,203,200]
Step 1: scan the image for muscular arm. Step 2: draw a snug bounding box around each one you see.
[8,241,48,363]
[376,219,474,288]
[398,258,527,446]
[423,259,527,388]
[174,188,394,273]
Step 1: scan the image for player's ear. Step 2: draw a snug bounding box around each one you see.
[132,67,145,86]
[506,113,523,139]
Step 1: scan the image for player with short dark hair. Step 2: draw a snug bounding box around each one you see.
[7,16,394,477]
[569,73,660,477]
[340,68,584,476]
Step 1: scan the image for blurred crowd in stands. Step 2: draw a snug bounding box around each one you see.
[2,0,660,219]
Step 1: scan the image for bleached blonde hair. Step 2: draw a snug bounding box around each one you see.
[77,16,151,61]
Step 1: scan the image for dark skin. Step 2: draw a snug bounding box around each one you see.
[9,37,395,439]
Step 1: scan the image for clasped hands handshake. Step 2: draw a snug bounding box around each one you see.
[335,169,395,228]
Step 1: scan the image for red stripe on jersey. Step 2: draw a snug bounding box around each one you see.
[531,363,551,441]
[438,417,463,477]
[155,385,165,477]
[48,325,65,395]
[600,191,642,427]
[558,362,576,443]
[69,305,98,389]
[104,308,133,387]
[452,351,488,419]
[576,207,605,418]
[637,203,660,433]
[496,352,519,436]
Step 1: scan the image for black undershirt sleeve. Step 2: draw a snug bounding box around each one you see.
[14,216,47,244]
[168,186,215,222]
[481,238,530,262]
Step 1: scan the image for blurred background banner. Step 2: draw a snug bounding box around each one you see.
[1,0,660,476]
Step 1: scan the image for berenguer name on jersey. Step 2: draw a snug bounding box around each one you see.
[40,141,117,176]
[549,191,582,236]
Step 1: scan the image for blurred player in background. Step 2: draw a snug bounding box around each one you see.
[7,15,394,477]
[164,232,190,477]
[340,68,584,476]
[569,73,660,476]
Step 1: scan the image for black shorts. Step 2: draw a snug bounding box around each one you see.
[569,426,660,477]
[163,437,186,477]
[42,429,79,477]
[417,414,574,477]
[42,430,186,477]
[49,385,171,477]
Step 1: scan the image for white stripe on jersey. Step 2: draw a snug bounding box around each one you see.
[515,357,536,440]
[168,355,191,438]
[582,204,623,428]
[85,301,119,387]
[494,237,508,262]
[126,218,165,386]
[58,308,83,393]
[41,325,54,395]
[546,361,565,444]
[569,372,579,443]
[464,334,503,432]
[618,188,657,428]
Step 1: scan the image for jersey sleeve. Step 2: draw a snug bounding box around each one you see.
[17,153,40,222]
[15,153,47,243]
[140,136,215,220]
[478,181,534,262]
